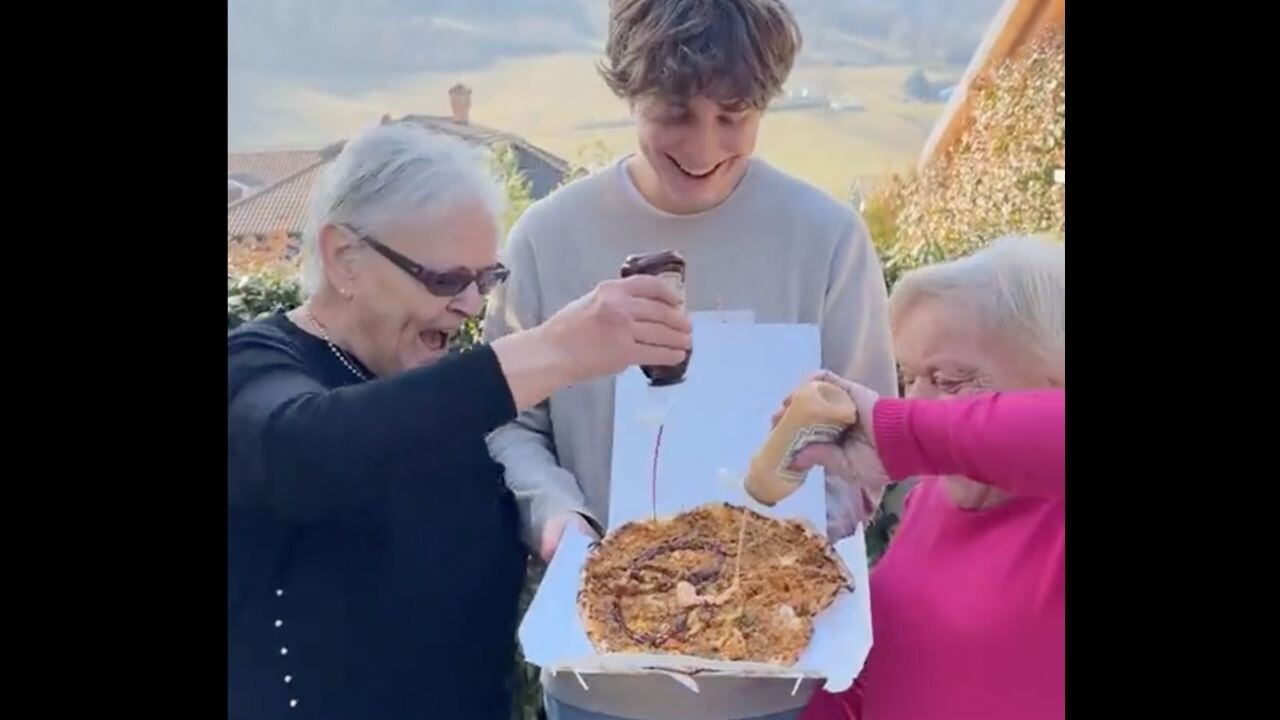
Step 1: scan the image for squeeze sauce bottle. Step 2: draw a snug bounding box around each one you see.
[744,380,859,505]
[619,249,691,386]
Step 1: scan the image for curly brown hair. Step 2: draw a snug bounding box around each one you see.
[599,0,802,110]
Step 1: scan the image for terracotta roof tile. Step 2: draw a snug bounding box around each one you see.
[227,161,327,238]
[227,149,323,187]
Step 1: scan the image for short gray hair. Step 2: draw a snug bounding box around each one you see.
[889,235,1065,381]
[300,122,505,297]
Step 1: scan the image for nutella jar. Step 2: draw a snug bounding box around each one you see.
[620,250,691,386]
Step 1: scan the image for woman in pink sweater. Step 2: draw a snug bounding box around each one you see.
[799,235,1065,720]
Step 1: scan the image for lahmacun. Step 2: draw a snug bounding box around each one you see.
[576,502,852,665]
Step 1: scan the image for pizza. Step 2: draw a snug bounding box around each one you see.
[576,502,853,665]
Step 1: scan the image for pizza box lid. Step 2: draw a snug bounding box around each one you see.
[518,315,874,693]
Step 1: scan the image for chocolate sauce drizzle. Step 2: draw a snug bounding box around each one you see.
[610,537,729,648]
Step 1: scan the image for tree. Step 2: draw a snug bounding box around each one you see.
[488,142,533,239]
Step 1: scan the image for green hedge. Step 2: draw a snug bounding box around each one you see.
[857,26,1066,563]
[863,26,1065,284]
[227,272,303,331]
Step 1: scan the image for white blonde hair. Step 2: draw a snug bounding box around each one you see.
[300,122,504,297]
[889,235,1065,381]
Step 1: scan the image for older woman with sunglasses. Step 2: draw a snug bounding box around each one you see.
[227,123,692,720]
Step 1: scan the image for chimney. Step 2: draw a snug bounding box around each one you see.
[448,83,472,125]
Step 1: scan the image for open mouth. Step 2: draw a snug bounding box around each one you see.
[420,329,455,351]
[669,155,726,180]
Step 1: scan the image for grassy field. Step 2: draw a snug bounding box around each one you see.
[230,53,956,201]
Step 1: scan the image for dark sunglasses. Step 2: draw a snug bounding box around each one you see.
[344,226,510,298]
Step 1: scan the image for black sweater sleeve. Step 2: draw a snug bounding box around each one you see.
[228,325,517,523]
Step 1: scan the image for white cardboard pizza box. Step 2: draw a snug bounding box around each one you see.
[518,314,874,693]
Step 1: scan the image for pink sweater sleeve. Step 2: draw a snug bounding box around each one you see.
[872,390,1065,499]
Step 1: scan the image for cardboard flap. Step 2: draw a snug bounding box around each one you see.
[519,527,595,665]
[610,320,826,529]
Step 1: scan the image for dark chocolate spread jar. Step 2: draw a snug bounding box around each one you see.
[620,250,691,385]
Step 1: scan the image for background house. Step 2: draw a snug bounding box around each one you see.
[227,144,344,246]
[227,84,570,266]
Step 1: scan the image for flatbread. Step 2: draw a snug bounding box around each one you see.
[577,502,852,665]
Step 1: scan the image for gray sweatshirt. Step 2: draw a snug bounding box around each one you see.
[483,157,897,719]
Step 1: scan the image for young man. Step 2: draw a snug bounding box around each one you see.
[483,2,897,718]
